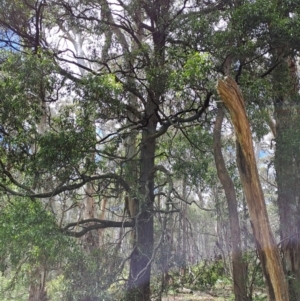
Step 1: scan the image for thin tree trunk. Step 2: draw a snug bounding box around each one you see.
[213,105,248,301]
[217,77,289,301]
[181,175,188,277]
[98,197,107,246]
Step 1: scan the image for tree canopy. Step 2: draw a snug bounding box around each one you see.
[1,1,300,301]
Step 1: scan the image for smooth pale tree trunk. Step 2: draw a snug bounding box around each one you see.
[217,77,289,301]
[98,197,108,246]
[213,105,248,301]
[81,182,98,251]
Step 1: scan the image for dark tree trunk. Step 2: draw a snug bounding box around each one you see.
[270,50,300,301]
[217,77,289,301]
[213,105,248,301]
[275,102,300,301]
[127,100,157,301]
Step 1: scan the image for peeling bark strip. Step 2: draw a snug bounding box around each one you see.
[216,77,289,301]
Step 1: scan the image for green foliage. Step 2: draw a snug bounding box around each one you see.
[185,260,225,290]
[61,248,120,301]
[1,0,300,300]
[160,126,217,187]
[168,260,225,292]
[0,53,63,177]
[169,52,213,92]
[77,73,123,118]
[47,275,65,301]
[0,274,27,301]
[0,198,73,285]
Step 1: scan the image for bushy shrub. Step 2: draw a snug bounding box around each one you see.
[183,259,224,290]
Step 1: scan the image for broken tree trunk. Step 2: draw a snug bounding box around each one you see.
[216,77,289,301]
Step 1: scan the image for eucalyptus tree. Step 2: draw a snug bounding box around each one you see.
[0,0,224,300]
[219,2,300,300]
[3,1,299,300]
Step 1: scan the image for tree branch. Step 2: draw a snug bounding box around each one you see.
[62,218,135,237]
[0,173,130,198]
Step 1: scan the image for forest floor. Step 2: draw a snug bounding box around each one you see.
[162,289,267,301]
[162,285,233,301]
[162,291,226,301]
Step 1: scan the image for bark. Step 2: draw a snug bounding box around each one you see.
[28,268,47,301]
[123,7,154,299]
[275,104,300,301]
[126,2,168,299]
[273,56,300,301]
[28,285,47,301]
[217,77,289,301]
[98,197,107,246]
[213,105,248,301]
[127,107,157,301]
[81,182,98,251]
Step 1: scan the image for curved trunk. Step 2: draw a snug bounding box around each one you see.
[213,105,248,301]
[217,77,289,301]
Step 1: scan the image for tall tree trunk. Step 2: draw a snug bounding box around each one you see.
[217,77,289,301]
[275,103,300,301]
[272,55,300,301]
[213,105,248,301]
[127,108,157,301]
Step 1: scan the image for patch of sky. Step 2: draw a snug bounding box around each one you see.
[0,30,20,52]
[259,150,268,159]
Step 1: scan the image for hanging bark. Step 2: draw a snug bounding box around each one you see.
[213,105,248,301]
[216,77,289,301]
